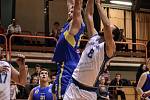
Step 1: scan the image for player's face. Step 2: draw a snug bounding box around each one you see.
[68,6,74,20]
[40,71,49,82]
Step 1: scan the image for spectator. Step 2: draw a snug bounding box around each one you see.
[7,19,21,35]
[109,73,126,100]
[97,76,109,100]
[50,21,61,39]
[31,64,41,78]
[136,64,148,86]
[6,19,21,45]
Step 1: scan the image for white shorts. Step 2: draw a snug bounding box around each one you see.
[64,82,97,100]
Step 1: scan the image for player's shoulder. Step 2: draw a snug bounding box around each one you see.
[0,61,11,67]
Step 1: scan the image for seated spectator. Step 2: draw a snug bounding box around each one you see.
[49,21,61,39]
[109,73,127,100]
[7,19,21,35]
[6,19,22,45]
[97,76,109,100]
[31,64,41,78]
[47,21,60,47]
[136,64,149,86]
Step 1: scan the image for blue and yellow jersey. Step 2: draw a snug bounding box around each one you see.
[52,21,85,98]
[33,85,53,100]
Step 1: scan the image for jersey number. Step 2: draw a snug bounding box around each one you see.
[87,49,94,58]
[0,72,7,83]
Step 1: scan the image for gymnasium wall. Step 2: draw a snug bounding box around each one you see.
[15,0,67,32]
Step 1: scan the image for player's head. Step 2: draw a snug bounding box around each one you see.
[99,25,123,41]
[67,0,75,21]
[39,68,49,82]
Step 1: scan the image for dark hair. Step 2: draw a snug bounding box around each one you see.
[116,73,121,76]
[112,25,123,41]
[35,64,41,68]
[53,22,60,26]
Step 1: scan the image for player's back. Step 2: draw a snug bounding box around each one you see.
[0,61,11,100]
[33,85,53,100]
[73,34,106,86]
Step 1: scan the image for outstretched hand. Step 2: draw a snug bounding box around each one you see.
[16,54,25,67]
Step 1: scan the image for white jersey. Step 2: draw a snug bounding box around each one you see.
[72,34,105,86]
[0,61,11,100]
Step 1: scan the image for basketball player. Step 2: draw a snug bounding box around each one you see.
[52,0,85,99]
[137,58,150,99]
[0,48,27,100]
[28,68,55,100]
[63,0,122,99]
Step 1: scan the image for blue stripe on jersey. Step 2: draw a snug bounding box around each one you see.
[33,85,53,100]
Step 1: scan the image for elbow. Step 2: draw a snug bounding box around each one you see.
[104,23,111,28]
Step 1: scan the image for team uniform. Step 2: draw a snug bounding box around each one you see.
[32,84,53,100]
[142,71,150,99]
[64,33,110,100]
[0,61,11,100]
[52,21,85,99]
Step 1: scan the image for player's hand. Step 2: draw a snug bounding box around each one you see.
[95,0,101,5]
[0,66,9,73]
[141,92,149,99]
[16,54,25,66]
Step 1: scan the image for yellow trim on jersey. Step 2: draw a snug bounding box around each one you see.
[77,34,83,46]
[64,31,76,47]
[58,62,64,99]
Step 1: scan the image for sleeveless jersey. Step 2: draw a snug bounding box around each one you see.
[142,71,150,99]
[0,61,11,100]
[52,21,85,97]
[72,34,105,86]
[33,84,53,100]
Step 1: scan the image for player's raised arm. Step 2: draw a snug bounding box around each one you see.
[95,0,115,57]
[69,0,83,36]
[85,0,97,37]
[11,54,27,86]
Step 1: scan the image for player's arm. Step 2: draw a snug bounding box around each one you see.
[95,0,115,58]
[11,54,27,86]
[28,88,34,100]
[69,0,83,36]
[85,0,97,37]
